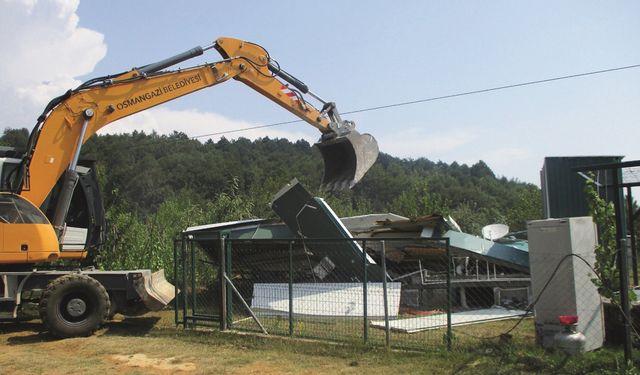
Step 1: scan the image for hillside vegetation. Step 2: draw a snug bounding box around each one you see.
[1,128,542,273]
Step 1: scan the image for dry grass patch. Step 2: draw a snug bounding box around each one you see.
[0,310,635,375]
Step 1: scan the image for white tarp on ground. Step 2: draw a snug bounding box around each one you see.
[251,282,401,317]
[370,307,528,333]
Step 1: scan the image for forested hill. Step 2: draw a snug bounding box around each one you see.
[2,128,542,235]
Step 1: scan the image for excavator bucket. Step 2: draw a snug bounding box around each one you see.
[316,131,379,191]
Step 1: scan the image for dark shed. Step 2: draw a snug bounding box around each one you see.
[541,156,623,219]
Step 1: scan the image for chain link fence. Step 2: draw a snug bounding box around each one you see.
[174,236,550,351]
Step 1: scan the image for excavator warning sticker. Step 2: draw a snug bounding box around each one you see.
[115,73,202,110]
[280,85,298,101]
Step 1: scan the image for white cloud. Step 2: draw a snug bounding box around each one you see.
[99,107,318,144]
[380,125,542,183]
[379,127,477,158]
[467,146,538,183]
[0,0,106,129]
[475,147,531,170]
[0,0,318,145]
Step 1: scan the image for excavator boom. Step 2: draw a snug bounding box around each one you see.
[17,37,377,211]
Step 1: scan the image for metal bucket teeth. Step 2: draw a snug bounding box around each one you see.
[316,131,379,191]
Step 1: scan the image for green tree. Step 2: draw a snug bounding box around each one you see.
[585,173,635,303]
[0,128,29,150]
[96,179,254,281]
[391,179,451,218]
[505,186,544,231]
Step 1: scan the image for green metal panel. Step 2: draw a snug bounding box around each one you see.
[445,230,529,271]
[270,179,386,282]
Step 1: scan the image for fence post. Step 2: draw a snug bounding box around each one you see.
[613,171,632,364]
[226,237,233,327]
[220,236,227,331]
[289,241,294,337]
[174,238,179,327]
[190,239,196,324]
[446,239,452,351]
[627,187,638,286]
[381,240,390,348]
[363,239,368,344]
[182,236,188,329]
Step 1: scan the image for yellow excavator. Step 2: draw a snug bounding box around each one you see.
[0,37,378,337]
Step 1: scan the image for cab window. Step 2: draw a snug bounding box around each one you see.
[0,194,49,224]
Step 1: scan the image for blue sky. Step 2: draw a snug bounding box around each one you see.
[1,0,639,185]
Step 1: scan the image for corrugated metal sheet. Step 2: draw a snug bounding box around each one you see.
[370,307,528,333]
[251,282,401,317]
[183,219,295,241]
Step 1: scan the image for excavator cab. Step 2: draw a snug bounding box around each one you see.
[316,130,379,191]
[0,193,60,264]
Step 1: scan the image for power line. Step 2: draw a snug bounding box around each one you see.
[192,63,640,140]
[192,119,301,139]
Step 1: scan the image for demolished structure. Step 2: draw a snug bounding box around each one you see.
[182,180,531,328]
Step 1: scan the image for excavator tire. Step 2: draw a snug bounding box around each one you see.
[39,274,110,338]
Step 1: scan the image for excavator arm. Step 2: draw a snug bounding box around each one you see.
[17,37,378,217]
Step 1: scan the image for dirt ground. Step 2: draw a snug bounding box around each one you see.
[0,313,437,375]
[0,311,628,374]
